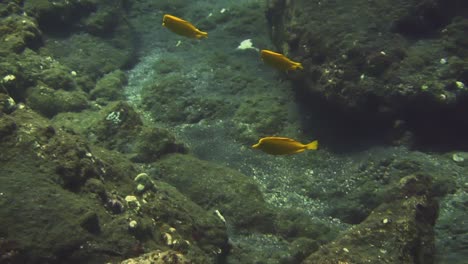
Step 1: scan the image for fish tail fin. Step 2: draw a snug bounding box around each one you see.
[305,140,318,150]
[197,31,208,39]
[295,63,304,70]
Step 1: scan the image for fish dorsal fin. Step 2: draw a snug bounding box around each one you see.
[181,20,193,27]
[262,137,296,142]
[167,15,192,27]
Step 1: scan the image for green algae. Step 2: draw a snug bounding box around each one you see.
[141,73,231,124]
[233,94,289,141]
[52,101,186,162]
[90,70,127,102]
[27,86,89,117]
[153,153,276,233]
[0,107,228,263]
[266,0,468,149]
[303,174,438,264]
[40,33,134,80]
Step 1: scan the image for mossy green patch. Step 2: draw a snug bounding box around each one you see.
[41,33,133,80]
[90,70,127,102]
[303,174,438,263]
[23,0,97,30]
[0,100,227,263]
[130,127,187,163]
[0,14,42,54]
[141,74,230,124]
[153,153,276,233]
[27,85,88,117]
[52,101,186,160]
[232,94,288,142]
[39,66,77,91]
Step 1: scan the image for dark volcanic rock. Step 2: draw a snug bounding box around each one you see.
[303,174,438,264]
[266,0,468,149]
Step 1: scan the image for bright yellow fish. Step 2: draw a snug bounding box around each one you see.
[162,14,208,39]
[260,50,303,71]
[252,136,318,155]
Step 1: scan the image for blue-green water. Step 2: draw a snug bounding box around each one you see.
[0,0,467,263]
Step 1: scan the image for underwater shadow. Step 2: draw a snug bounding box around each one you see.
[292,86,393,154]
[402,93,468,153]
[293,82,468,153]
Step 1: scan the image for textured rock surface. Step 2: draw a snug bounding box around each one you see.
[0,106,228,263]
[266,0,468,148]
[303,174,438,264]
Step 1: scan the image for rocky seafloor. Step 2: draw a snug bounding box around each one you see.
[0,0,467,263]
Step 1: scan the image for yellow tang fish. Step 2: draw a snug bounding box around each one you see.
[252,136,318,155]
[260,49,303,71]
[162,14,208,39]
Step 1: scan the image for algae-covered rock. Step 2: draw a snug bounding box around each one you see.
[289,237,320,263]
[153,153,275,233]
[0,113,16,139]
[443,18,468,58]
[0,102,228,263]
[1,47,90,108]
[27,85,88,117]
[23,0,96,31]
[25,0,137,80]
[52,101,186,160]
[0,59,26,101]
[88,101,143,149]
[130,127,187,163]
[0,107,132,262]
[139,180,229,262]
[265,0,468,148]
[90,70,127,101]
[0,1,22,17]
[141,73,231,124]
[0,93,16,114]
[41,33,135,80]
[232,93,288,142]
[79,211,101,235]
[293,147,457,226]
[274,208,334,242]
[38,65,77,91]
[120,250,191,264]
[0,14,42,53]
[302,174,438,264]
[83,4,122,36]
[435,190,468,264]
